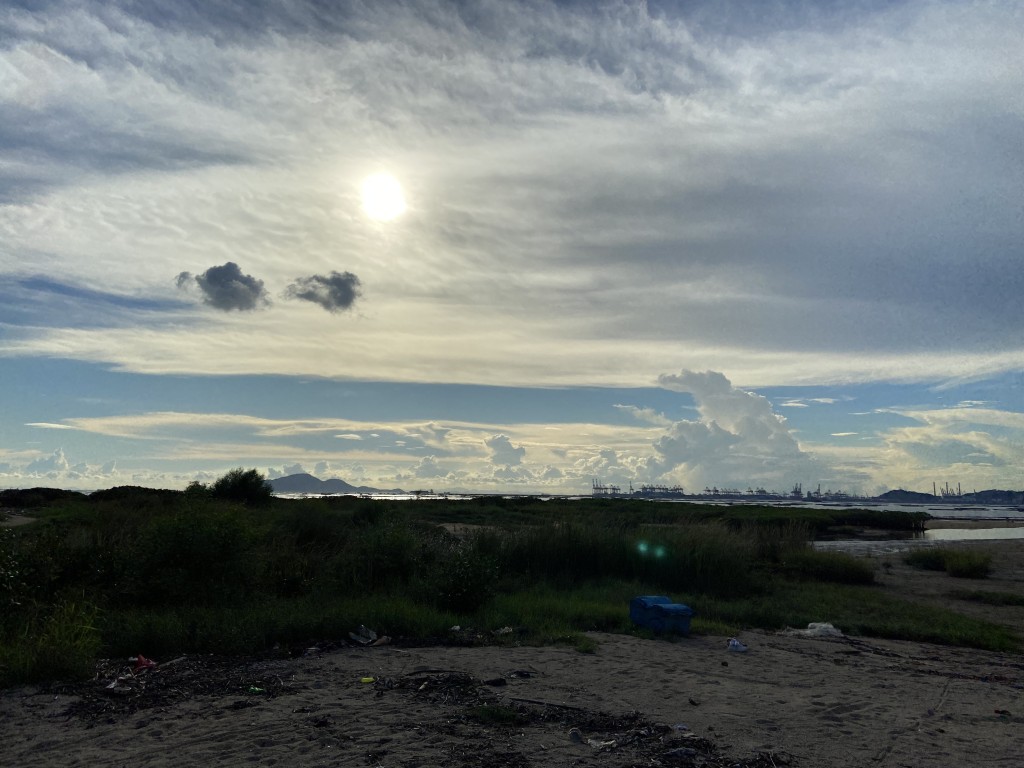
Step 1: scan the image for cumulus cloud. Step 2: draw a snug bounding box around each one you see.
[25,448,70,474]
[413,456,445,478]
[646,370,823,490]
[176,262,269,311]
[285,271,361,313]
[485,434,525,466]
[267,462,306,479]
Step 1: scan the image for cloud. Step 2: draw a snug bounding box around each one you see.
[647,370,823,490]
[412,456,445,478]
[285,271,361,313]
[485,434,525,466]
[176,262,269,311]
[615,404,672,426]
[25,448,70,474]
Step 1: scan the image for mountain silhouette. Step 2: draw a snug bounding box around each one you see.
[269,473,396,495]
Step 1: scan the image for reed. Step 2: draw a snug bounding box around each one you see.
[0,484,1014,686]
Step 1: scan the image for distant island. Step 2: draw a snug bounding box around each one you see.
[268,473,401,496]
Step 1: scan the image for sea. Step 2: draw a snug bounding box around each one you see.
[275,492,1024,550]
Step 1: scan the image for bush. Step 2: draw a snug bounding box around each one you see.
[943,551,992,579]
[904,548,948,571]
[209,468,273,506]
[779,549,876,584]
[0,600,101,686]
[905,547,992,579]
[424,535,499,613]
[128,511,257,605]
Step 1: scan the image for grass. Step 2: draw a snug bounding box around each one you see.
[905,547,993,579]
[0,483,1016,685]
[949,588,1024,607]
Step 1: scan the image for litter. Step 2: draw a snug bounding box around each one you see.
[784,622,845,638]
[349,624,378,645]
[132,654,157,673]
[727,638,748,652]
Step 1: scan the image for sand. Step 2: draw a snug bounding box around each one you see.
[1,630,1022,767]
[2,539,1023,767]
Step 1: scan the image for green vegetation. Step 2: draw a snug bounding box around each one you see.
[904,547,993,579]
[0,477,1016,686]
[950,588,1024,607]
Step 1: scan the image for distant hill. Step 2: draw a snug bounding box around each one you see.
[875,488,1024,505]
[875,489,938,503]
[269,473,396,495]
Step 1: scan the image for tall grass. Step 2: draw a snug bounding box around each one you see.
[0,600,101,685]
[0,489,1013,685]
[905,548,992,579]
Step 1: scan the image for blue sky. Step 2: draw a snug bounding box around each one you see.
[1,0,1022,495]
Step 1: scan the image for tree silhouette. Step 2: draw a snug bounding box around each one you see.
[210,468,273,506]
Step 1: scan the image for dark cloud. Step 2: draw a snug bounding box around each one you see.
[284,271,361,313]
[176,262,269,311]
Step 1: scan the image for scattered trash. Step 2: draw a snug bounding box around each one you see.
[673,723,690,731]
[450,625,461,632]
[786,622,843,638]
[567,726,616,750]
[727,638,748,652]
[688,697,700,706]
[494,626,514,635]
[132,655,157,673]
[360,677,375,684]
[349,625,378,645]
[247,686,264,694]
[629,595,695,635]
[371,635,392,646]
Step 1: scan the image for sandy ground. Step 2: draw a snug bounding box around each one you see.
[1,629,1021,767]
[2,532,1023,767]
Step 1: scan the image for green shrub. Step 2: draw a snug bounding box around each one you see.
[942,551,992,579]
[424,537,499,613]
[0,600,101,686]
[779,549,876,584]
[905,547,992,579]
[0,528,26,620]
[950,588,1024,606]
[210,468,273,506]
[904,548,948,571]
[128,510,257,605]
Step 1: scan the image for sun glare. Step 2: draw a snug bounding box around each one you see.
[360,172,407,221]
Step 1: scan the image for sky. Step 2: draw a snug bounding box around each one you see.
[1,0,1022,496]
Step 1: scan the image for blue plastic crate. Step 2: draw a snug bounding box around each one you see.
[630,595,695,635]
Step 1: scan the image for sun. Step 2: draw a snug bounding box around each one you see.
[360,172,407,221]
